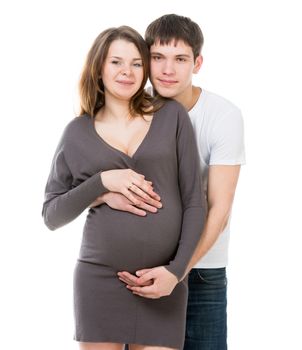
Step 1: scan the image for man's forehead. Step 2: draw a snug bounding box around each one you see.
[150,39,193,55]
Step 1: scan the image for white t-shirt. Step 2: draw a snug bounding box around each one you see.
[189,89,245,268]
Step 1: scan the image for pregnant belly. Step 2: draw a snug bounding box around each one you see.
[79,201,183,272]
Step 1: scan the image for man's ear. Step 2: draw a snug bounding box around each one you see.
[193,55,203,74]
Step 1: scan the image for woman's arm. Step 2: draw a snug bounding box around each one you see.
[42,144,108,231]
[42,130,161,231]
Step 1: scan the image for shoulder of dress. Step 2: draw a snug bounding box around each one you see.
[67,114,90,127]
[159,99,188,120]
[65,114,90,131]
[60,114,91,143]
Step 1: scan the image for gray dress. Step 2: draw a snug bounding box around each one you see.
[42,100,205,349]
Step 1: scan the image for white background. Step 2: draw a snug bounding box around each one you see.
[0,0,301,349]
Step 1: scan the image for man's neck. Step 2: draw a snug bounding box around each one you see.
[174,86,201,112]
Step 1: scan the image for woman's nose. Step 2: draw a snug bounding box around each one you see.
[121,64,132,76]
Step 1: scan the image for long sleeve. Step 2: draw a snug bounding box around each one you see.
[42,128,108,231]
[165,106,206,281]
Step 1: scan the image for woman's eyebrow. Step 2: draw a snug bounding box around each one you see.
[108,56,142,61]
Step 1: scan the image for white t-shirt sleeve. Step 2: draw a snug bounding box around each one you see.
[209,107,246,165]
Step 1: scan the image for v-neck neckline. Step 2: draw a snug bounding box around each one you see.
[88,112,158,161]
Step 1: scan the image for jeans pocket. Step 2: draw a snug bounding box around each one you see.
[196,268,227,286]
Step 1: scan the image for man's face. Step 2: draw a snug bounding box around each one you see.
[150,40,202,100]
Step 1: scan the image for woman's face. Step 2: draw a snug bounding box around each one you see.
[101,39,144,102]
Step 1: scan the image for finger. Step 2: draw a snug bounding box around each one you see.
[118,271,140,284]
[118,277,132,286]
[129,193,160,212]
[130,185,162,208]
[122,189,143,207]
[142,197,162,209]
[120,270,153,286]
[130,170,145,181]
[127,286,157,299]
[136,201,158,213]
[125,192,161,212]
[129,171,157,196]
[136,271,155,284]
[119,277,139,286]
[125,204,146,217]
[136,268,153,276]
[131,179,161,201]
[129,184,153,201]
[119,277,151,287]
[127,284,155,294]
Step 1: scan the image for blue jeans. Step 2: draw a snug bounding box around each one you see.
[184,268,227,350]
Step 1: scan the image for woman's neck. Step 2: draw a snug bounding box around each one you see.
[96,95,132,123]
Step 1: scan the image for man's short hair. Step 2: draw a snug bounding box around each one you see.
[145,14,204,59]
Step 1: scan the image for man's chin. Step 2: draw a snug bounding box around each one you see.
[153,86,178,99]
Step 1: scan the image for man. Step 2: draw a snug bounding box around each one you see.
[92,14,245,349]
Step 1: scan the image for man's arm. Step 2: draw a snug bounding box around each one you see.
[119,103,245,292]
[119,165,241,289]
[182,164,241,277]
[119,105,206,298]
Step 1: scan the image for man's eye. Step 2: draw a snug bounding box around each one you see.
[152,56,162,61]
[177,58,186,62]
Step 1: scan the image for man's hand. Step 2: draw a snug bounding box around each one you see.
[118,266,178,299]
[118,268,153,286]
[89,192,161,216]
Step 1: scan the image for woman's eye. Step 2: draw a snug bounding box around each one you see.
[133,63,143,67]
[111,60,121,65]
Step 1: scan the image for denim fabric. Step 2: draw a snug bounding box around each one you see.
[184,268,227,350]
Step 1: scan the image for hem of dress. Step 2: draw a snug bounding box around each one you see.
[74,336,181,349]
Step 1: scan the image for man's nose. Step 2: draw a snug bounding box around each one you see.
[162,61,175,75]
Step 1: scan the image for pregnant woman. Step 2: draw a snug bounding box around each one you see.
[42,26,205,350]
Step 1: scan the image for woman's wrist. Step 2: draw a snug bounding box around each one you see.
[100,192,111,204]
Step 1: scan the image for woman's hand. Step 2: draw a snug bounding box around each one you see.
[100,169,162,208]
[89,195,105,208]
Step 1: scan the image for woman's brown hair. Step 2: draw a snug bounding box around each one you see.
[78,26,164,117]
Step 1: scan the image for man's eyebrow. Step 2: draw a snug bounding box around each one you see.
[175,54,191,58]
[150,52,191,58]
